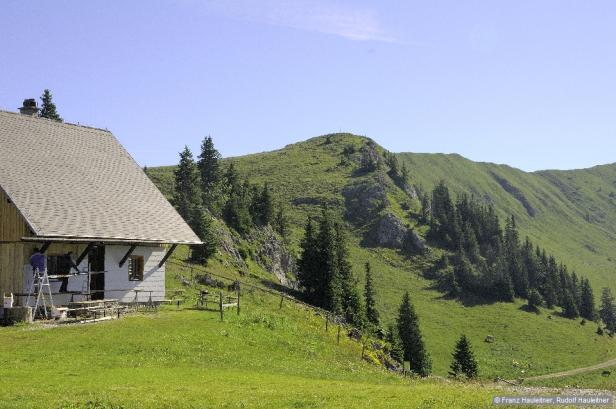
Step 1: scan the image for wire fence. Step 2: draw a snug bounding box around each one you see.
[166,259,396,368]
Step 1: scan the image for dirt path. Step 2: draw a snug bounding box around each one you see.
[523,358,616,381]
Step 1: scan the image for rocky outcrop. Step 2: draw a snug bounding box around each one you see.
[372,213,407,248]
[343,177,389,225]
[367,213,426,252]
[249,227,297,289]
[217,225,248,271]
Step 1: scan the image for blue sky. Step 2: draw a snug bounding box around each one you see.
[1,1,615,171]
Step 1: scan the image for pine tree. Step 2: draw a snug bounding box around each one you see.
[561,291,579,319]
[253,183,274,225]
[334,224,363,327]
[600,288,616,333]
[526,288,543,313]
[364,262,380,329]
[504,216,528,298]
[579,278,596,321]
[397,292,432,377]
[189,209,218,264]
[316,210,337,310]
[297,218,320,304]
[223,176,253,234]
[449,334,478,379]
[172,146,201,221]
[493,256,515,302]
[198,136,222,206]
[39,89,62,122]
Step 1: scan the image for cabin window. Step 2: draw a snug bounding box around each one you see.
[47,254,72,275]
[128,255,144,281]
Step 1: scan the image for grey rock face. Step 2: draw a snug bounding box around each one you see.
[343,178,389,225]
[250,227,297,289]
[370,213,426,252]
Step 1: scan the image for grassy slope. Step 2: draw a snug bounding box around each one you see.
[149,134,616,381]
[0,278,499,409]
[400,152,616,293]
[526,366,616,391]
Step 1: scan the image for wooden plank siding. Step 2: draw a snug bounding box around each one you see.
[0,242,87,301]
[0,188,32,242]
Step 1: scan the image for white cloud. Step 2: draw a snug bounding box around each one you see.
[203,0,396,42]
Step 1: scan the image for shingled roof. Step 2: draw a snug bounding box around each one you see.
[0,110,201,244]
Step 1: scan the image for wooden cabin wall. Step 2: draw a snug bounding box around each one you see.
[0,189,32,242]
[0,242,87,299]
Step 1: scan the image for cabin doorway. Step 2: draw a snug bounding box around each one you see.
[89,245,105,300]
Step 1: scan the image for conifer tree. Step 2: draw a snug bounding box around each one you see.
[298,218,320,304]
[364,262,380,329]
[316,210,337,310]
[600,288,616,333]
[579,278,596,321]
[223,180,253,234]
[172,146,201,221]
[198,136,222,209]
[39,89,62,122]
[449,334,478,379]
[189,209,218,264]
[493,256,515,302]
[504,216,528,298]
[561,290,579,319]
[253,183,274,225]
[397,292,432,377]
[334,224,363,327]
[526,288,543,313]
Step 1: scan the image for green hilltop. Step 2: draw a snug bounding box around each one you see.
[148,133,616,380]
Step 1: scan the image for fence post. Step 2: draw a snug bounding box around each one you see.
[279,295,284,309]
[325,315,329,332]
[337,325,341,344]
[361,342,366,360]
[219,291,224,322]
[237,284,241,316]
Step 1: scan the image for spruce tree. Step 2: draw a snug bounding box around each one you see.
[172,146,201,221]
[198,136,222,205]
[364,262,380,329]
[579,278,596,321]
[600,288,616,333]
[254,183,274,225]
[526,288,543,313]
[316,210,337,310]
[189,209,218,264]
[39,89,62,122]
[449,334,478,379]
[334,224,363,327]
[397,292,432,377]
[561,291,579,319]
[298,218,320,304]
[504,216,528,298]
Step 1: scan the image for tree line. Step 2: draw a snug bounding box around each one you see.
[172,136,288,263]
[425,181,600,322]
[297,211,478,378]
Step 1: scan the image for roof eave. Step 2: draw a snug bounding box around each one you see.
[21,236,203,245]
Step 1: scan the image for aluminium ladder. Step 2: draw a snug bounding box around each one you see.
[25,268,55,320]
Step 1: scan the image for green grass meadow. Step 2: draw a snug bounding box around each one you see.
[0,294,501,409]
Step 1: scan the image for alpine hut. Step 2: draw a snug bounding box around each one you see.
[0,99,201,308]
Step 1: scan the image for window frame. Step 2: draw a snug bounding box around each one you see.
[128,255,144,281]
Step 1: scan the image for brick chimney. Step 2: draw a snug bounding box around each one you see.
[19,98,39,116]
